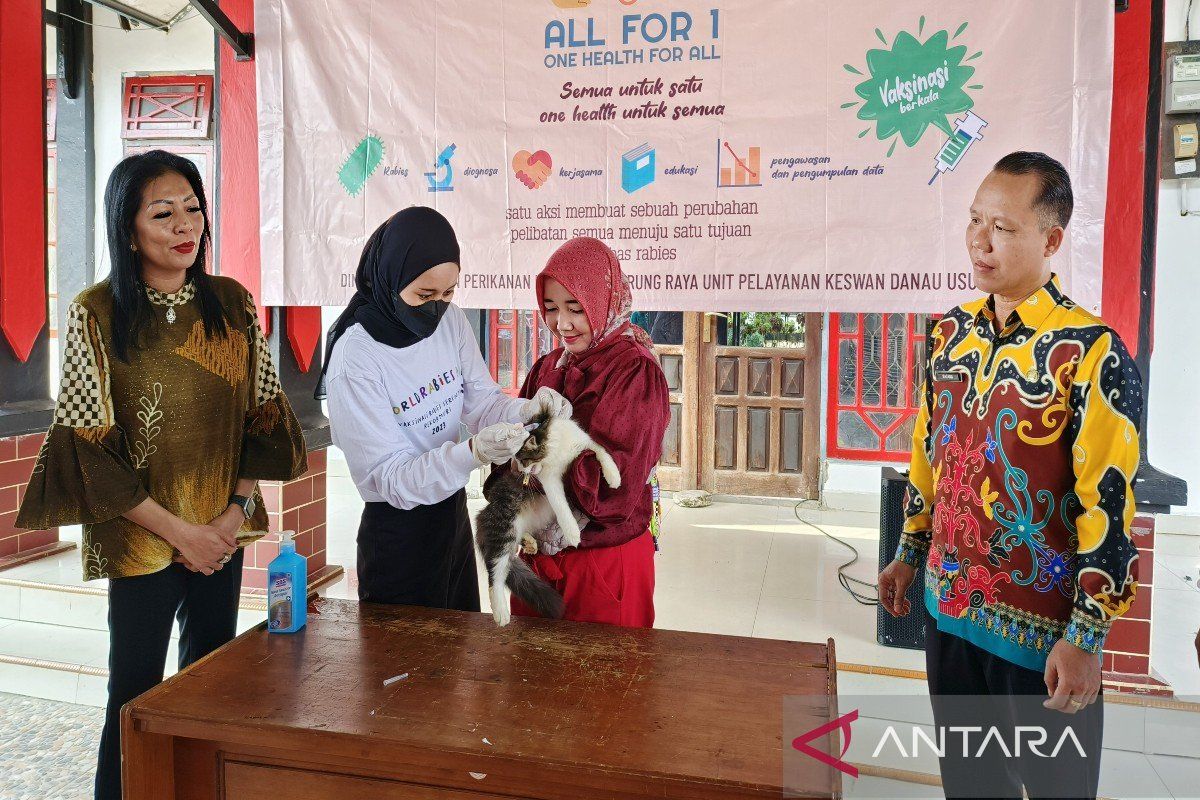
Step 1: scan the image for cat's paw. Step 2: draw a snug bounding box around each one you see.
[490,583,510,626]
[520,534,538,555]
[560,519,582,547]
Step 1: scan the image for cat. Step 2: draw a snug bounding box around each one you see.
[475,408,622,626]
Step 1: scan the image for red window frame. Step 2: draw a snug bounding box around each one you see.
[122,75,214,140]
[488,310,558,396]
[827,312,933,463]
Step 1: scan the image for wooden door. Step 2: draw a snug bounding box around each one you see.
[699,313,822,498]
[651,313,701,492]
[653,313,822,498]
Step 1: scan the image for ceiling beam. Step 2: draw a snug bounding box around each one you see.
[82,0,170,29]
[188,0,253,61]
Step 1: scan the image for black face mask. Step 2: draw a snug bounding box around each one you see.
[393,297,449,340]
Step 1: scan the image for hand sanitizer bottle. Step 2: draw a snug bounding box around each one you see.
[267,530,307,633]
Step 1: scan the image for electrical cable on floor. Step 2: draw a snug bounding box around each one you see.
[791,501,880,606]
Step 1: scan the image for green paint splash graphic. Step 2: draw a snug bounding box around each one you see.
[338,135,385,197]
[845,23,979,155]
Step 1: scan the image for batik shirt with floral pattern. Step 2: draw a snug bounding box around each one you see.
[898,275,1141,671]
[17,277,308,580]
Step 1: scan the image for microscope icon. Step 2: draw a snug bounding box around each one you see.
[424,144,457,192]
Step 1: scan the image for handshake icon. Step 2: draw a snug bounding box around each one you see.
[512,150,554,189]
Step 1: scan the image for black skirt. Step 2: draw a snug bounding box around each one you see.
[356,489,481,612]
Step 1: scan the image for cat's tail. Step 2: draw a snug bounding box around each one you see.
[505,557,565,620]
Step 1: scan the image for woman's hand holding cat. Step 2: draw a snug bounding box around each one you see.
[522,387,572,422]
[470,423,530,465]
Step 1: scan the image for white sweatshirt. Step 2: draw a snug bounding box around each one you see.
[325,305,525,510]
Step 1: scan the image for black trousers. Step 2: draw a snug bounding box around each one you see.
[95,549,244,800]
[357,490,480,612]
[925,612,1104,800]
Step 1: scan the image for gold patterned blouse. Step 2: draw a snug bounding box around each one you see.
[17,276,308,580]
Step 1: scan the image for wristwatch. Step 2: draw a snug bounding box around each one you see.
[230,494,256,520]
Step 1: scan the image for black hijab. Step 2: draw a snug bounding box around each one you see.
[315,206,460,399]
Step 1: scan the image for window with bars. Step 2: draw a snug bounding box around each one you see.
[121,75,216,207]
[122,75,213,140]
[826,312,933,462]
[488,310,558,396]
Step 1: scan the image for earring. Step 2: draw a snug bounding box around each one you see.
[130,243,137,253]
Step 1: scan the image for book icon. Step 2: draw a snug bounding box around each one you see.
[621,144,655,194]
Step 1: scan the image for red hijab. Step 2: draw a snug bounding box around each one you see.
[535,238,653,367]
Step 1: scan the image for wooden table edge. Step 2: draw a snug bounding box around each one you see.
[124,704,816,797]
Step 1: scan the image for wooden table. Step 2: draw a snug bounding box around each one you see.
[123,598,840,799]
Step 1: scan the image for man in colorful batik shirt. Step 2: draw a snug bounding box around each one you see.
[878,152,1141,799]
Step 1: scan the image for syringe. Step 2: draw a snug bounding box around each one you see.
[928,112,988,185]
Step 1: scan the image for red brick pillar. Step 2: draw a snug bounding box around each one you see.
[0,0,63,572]
[0,432,73,570]
[241,448,338,593]
[1101,515,1164,694]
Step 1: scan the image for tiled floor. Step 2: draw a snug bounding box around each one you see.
[0,692,101,800]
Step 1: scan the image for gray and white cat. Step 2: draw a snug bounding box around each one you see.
[475,409,622,626]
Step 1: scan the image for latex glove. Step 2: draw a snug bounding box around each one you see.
[521,387,572,422]
[536,509,590,556]
[470,423,530,465]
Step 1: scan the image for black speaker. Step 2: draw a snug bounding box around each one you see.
[876,467,928,650]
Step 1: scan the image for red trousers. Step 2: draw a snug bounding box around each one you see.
[510,530,655,628]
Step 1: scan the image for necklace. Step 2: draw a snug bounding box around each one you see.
[145,281,196,324]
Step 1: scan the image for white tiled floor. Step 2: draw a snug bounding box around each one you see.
[1101,749,1177,799]
[1148,753,1200,799]
[0,621,109,669]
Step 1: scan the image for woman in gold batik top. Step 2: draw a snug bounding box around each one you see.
[16,150,307,800]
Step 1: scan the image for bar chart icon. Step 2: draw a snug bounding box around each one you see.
[717,139,762,188]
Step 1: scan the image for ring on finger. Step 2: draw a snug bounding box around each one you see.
[219,552,232,564]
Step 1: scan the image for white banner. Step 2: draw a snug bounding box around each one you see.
[256,0,1112,312]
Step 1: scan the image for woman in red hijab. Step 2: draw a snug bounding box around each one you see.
[500,237,669,627]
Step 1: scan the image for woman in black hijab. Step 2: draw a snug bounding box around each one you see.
[321,207,571,609]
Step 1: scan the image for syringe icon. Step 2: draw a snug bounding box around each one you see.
[928,112,988,185]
